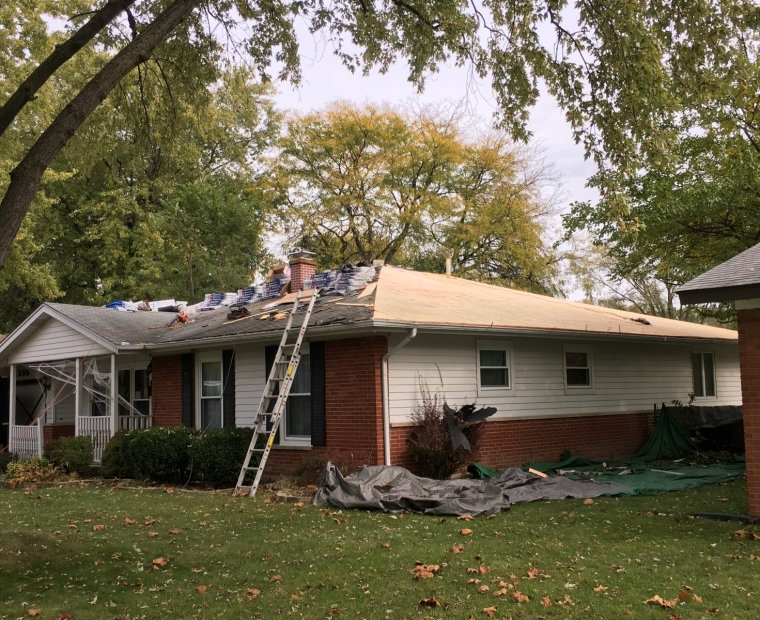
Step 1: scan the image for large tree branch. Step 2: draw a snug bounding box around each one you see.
[0,0,203,270]
[0,0,137,138]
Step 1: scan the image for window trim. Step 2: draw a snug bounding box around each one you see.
[691,350,718,400]
[562,344,594,392]
[279,343,312,446]
[196,352,224,431]
[476,340,515,397]
[116,365,151,417]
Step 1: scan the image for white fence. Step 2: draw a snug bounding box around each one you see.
[118,415,153,431]
[78,416,112,462]
[9,424,41,459]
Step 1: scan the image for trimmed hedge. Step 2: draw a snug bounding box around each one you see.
[43,436,94,476]
[189,427,256,486]
[0,446,16,474]
[122,426,197,483]
[100,429,133,478]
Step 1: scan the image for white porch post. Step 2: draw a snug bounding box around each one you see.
[74,358,81,437]
[9,363,16,431]
[110,354,117,437]
[37,408,44,457]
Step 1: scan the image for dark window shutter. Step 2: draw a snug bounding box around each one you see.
[310,341,326,446]
[264,345,279,442]
[181,354,193,428]
[222,349,235,428]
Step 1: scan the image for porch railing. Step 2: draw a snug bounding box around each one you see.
[78,416,111,462]
[9,424,40,459]
[119,414,154,431]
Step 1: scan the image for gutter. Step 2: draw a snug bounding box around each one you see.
[381,328,417,466]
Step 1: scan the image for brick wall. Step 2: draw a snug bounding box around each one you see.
[390,411,655,472]
[151,355,184,427]
[289,259,316,291]
[43,424,75,444]
[738,308,760,516]
[265,335,388,476]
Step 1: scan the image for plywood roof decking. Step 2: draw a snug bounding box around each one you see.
[373,267,737,341]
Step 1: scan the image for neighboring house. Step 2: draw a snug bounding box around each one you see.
[678,242,760,516]
[0,254,742,474]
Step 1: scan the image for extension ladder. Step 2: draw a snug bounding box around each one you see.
[234,289,319,496]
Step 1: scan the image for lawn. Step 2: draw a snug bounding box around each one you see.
[1,478,758,620]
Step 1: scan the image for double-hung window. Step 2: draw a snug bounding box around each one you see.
[117,368,150,416]
[283,353,311,442]
[691,351,716,398]
[476,341,513,396]
[198,355,223,430]
[563,345,593,389]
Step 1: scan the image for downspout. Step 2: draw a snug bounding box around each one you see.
[382,328,417,466]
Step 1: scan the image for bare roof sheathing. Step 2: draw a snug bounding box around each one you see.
[373,267,737,341]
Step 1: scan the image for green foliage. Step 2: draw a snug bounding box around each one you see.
[121,426,197,483]
[99,429,133,479]
[0,447,16,474]
[271,103,559,294]
[4,458,62,484]
[42,435,93,476]
[188,427,256,487]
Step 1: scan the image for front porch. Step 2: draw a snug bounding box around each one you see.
[7,356,153,462]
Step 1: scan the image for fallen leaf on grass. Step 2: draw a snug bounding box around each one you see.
[482,605,497,616]
[411,562,440,580]
[460,528,473,535]
[583,498,595,505]
[124,518,136,526]
[510,574,520,586]
[669,615,683,620]
[92,524,105,531]
[83,519,91,524]
[147,532,158,538]
[478,585,490,594]
[199,521,208,527]
[734,529,748,538]
[144,518,157,527]
[494,531,505,537]
[718,497,728,502]
[526,567,542,579]
[419,596,440,608]
[52,530,62,536]
[246,588,261,601]
[467,566,490,575]
[493,588,508,597]
[458,514,474,521]
[594,585,608,592]
[58,613,72,620]
[468,578,481,585]
[510,591,529,603]
[152,557,168,567]
[271,575,282,582]
[293,502,304,507]
[450,544,464,554]
[27,610,40,617]
[165,487,174,494]
[557,595,573,606]
[677,586,702,603]
[168,528,181,534]
[196,585,207,594]
[379,542,390,549]
[643,595,678,609]
[541,596,552,608]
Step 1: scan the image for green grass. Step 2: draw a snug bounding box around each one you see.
[1,478,758,619]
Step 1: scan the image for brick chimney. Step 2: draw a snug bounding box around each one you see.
[288,249,317,291]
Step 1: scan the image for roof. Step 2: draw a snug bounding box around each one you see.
[0,267,738,363]
[677,243,760,304]
[374,267,736,341]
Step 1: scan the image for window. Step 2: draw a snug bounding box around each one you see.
[199,357,223,430]
[283,354,311,441]
[563,345,593,389]
[691,351,716,398]
[118,368,150,416]
[476,341,513,395]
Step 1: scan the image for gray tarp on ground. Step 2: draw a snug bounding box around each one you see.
[313,463,630,516]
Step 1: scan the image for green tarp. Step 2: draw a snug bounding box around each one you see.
[470,406,745,495]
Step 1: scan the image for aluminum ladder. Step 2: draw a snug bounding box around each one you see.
[234,289,319,496]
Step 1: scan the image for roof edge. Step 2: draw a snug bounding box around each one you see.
[677,283,760,305]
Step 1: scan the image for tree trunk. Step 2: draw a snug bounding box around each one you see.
[0,0,137,138]
[0,0,203,270]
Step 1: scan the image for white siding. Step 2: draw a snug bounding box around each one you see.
[387,334,741,425]
[235,343,267,427]
[9,318,111,364]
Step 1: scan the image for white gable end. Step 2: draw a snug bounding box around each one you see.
[8,317,111,364]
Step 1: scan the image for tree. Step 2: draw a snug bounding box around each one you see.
[270,103,559,294]
[2,0,759,270]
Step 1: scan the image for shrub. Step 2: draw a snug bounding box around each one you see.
[100,430,134,478]
[43,436,94,476]
[0,447,16,474]
[189,427,256,487]
[293,449,375,486]
[407,379,485,479]
[5,458,63,485]
[122,426,198,483]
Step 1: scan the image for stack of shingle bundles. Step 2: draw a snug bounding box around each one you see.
[262,278,289,300]
[106,300,140,312]
[344,266,376,292]
[303,269,342,291]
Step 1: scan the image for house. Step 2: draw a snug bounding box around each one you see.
[677,242,760,516]
[0,253,742,475]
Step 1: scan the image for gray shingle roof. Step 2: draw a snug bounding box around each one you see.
[677,243,760,304]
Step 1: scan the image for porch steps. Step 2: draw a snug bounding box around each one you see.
[233,289,319,497]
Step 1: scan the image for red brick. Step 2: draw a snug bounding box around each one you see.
[738,309,760,517]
